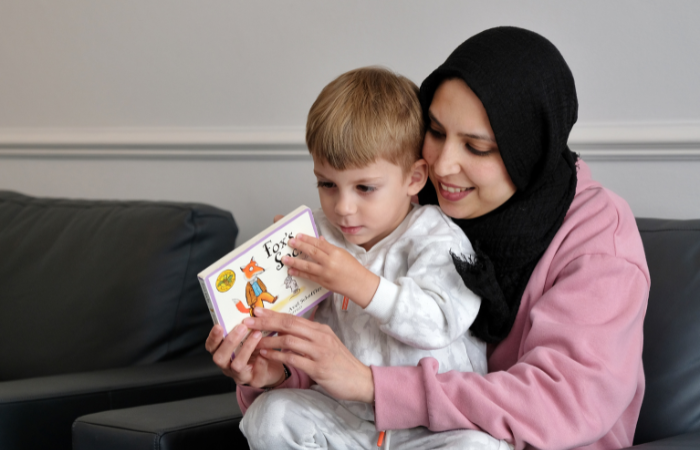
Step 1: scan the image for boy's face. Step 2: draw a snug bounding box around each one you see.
[314,156,427,251]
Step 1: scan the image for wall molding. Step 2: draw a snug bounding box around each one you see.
[0,127,309,159]
[568,122,700,161]
[1,123,700,160]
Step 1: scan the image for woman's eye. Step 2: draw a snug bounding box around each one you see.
[316,181,335,189]
[357,185,376,193]
[428,128,445,138]
[466,144,494,157]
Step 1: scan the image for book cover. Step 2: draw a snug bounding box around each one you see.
[198,205,331,336]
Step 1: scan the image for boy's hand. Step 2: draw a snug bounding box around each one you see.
[282,234,379,308]
[205,323,286,389]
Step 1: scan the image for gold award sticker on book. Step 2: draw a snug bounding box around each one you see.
[216,269,236,292]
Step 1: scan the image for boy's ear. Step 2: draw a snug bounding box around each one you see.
[406,159,429,196]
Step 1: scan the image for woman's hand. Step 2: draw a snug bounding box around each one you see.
[205,323,286,389]
[283,234,380,308]
[243,307,375,404]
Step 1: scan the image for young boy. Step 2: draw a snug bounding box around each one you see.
[238,67,507,449]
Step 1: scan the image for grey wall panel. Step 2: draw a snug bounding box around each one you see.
[1,1,699,239]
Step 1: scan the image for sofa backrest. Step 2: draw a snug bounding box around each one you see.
[0,191,237,381]
[635,218,700,444]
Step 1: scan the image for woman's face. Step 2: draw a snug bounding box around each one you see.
[423,78,516,219]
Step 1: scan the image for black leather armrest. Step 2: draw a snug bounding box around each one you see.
[0,354,234,450]
[622,430,700,449]
[73,392,246,450]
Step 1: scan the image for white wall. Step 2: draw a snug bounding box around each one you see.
[1,1,699,242]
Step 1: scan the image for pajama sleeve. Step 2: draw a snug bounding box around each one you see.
[363,208,481,350]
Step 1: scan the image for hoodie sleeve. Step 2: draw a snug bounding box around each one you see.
[236,366,312,414]
[371,253,648,450]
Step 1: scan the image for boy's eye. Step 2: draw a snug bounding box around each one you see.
[316,181,335,189]
[357,185,376,193]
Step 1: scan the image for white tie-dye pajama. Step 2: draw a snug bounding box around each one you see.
[241,205,512,449]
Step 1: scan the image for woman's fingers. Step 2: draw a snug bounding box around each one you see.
[210,324,268,385]
[211,323,248,370]
[244,308,324,341]
[243,308,374,403]
[229,330,263,375]
[245,309,339,370]
[205,324,225,354]
[259,347,317,377]
[252,311,375,404]
[257,332,319,359]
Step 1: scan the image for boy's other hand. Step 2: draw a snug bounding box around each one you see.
[282,234,379,308]
[273,214,284,223]
[205,324,286,389]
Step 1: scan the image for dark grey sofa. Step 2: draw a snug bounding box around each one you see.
[0,191,239,450]
[626,218,700,449]
[71,217,700,449]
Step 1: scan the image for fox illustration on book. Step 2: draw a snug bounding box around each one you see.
[235,257,278,316]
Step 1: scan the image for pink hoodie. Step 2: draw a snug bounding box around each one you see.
[372,161,650,449]
[238,161,650,450]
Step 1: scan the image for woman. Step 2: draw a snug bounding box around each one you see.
[206,26,649,450]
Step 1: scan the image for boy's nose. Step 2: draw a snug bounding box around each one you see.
[335,194,356,216]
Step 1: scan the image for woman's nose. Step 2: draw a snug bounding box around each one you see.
[431,140,461,177]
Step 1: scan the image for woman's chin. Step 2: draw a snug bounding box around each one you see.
[431,183,475,218]
[437,197,470,219]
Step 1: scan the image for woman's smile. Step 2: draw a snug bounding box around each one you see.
[438,181,474,201]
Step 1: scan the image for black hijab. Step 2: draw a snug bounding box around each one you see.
[418,27,579,343]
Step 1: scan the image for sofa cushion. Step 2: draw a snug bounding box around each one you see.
[72,392,245,450]
[0,191,237,381]
[0,355,234,450]
[635,218,700,444]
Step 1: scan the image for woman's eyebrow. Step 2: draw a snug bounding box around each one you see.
[428,111,496,143]
[461,132,496,143]
[427,111,445,130]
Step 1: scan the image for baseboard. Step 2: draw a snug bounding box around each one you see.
[1,123,700,161]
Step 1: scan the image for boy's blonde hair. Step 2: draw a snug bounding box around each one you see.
[306,66,423,174]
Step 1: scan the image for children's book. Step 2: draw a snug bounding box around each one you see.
[198,205,331,336]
